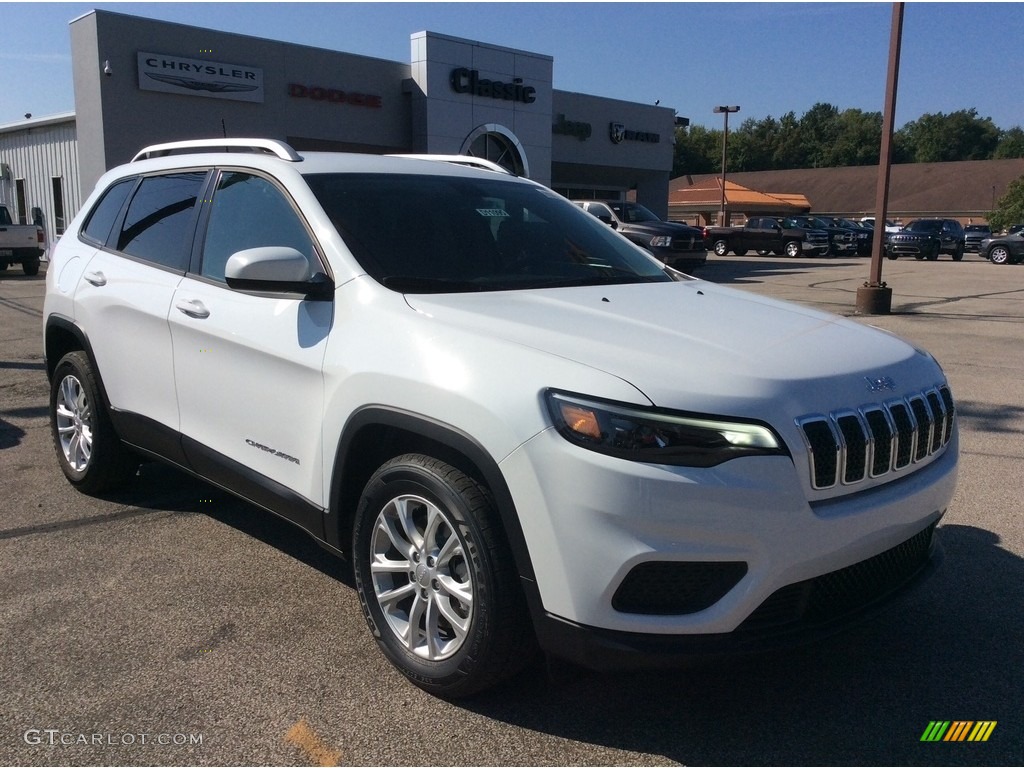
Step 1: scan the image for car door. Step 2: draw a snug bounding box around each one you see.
[168,170,332,527]
[73,171,208,445]
[748,218,771,252]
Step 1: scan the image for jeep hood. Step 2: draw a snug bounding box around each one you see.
[404,280,941,418]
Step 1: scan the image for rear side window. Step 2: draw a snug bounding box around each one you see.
[81,178,135,246]
[117,172,207,270]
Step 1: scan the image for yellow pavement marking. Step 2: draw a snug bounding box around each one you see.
[285,718,342,767]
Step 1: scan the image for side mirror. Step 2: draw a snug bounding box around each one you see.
[225,246,333,299]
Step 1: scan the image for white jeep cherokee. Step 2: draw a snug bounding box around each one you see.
[44,139,958,697]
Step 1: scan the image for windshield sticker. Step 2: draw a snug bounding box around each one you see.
[476,208,510,218]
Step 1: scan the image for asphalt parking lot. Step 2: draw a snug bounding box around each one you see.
[1,254,1022,766]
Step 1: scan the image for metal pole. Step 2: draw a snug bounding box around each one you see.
[858,2,903,315]
[714,106,740,226]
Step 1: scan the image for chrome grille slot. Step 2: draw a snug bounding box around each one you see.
[889,402,914,469]
[863,407,893,476]
[909,396,932,461]
[835,412,867,483]
[798,385,954,491]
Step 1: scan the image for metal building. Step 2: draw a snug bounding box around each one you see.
[0,113,79,253]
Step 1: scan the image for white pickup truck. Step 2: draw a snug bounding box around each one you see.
[0,204,45,275]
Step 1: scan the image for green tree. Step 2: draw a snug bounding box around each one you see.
[823,109,882,167]
[987,175,1024,231]
[731,115,780,171]
[799,103,841,168]
[895,109,1000,162]
[771,111,805,169]
[994,127,1024,159]
[672,124,720,177]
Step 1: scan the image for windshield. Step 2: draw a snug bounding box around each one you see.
[306,174,671,293]
[904,220,942,233]
[782,216,818,229]
[609,201,660,224]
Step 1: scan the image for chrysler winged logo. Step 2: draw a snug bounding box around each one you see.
[145,72,259,93]
[865,375,897,392]
[609,122,626,144]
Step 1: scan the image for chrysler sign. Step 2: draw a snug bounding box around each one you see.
[138,52,264,103]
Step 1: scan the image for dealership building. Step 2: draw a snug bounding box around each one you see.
[0,9,681,249]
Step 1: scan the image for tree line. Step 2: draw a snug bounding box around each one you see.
[674,104,1024,178]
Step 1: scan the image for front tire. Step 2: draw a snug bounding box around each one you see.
[49,350,138,493]
[989,245,1011,265]
[952,244,964,261]
[352,454,533,698]
[784,241,801,258]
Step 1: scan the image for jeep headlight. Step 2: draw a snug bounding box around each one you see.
[545,390,787,468]
[649,235,672,248]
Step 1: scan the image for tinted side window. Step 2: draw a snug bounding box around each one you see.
[81,178,135,246]
[200,172,315,282]
[117,172,206,269]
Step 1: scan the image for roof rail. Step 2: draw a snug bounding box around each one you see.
[131,138,301,163]
[388,154,514,175]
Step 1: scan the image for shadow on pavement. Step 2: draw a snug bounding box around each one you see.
[462,523,1023,766]
[698,256,866,285]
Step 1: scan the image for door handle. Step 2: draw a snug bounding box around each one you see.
[175,298,210,319]
[83,271,107,287]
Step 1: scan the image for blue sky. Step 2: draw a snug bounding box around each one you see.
[2,2,1022,132]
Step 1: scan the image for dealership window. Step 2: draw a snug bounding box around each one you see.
[460,124,529,177]
[52,177,66,235]
[15,179,27,225]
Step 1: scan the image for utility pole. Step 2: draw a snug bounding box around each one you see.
[857,2,904,315]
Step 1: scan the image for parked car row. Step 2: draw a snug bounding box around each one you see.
[575,201,1021,268]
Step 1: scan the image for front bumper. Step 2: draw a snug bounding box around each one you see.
[533,529,943,669]
[502,424,956,665]
[651,245,708,271]
[885,239,940,256]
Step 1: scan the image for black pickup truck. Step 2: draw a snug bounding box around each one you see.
[702,216,830,258]
[573,200,707,271]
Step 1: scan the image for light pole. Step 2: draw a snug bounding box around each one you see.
[713,106,740,226]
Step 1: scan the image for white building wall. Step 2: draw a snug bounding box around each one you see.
[0,114,80,253]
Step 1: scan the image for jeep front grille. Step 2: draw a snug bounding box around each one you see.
[797,385,954,490]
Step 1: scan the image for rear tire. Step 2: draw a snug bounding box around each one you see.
[713,240,729,257]
[49,350,138,493]
[352,454,534,698]
[952,244,964,262]
[23,257,41,276]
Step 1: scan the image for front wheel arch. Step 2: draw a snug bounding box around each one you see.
[329,408,538,590]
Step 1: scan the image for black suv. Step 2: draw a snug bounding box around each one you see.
[963,224,991,254]
[885,219,966,261]
[573,200,707,271]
